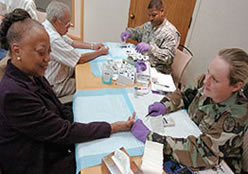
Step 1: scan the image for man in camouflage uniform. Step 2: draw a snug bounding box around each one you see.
[131,48,248,173]
[120,0,180,74]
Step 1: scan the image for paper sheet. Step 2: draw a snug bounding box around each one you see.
[195,161,234,174]
[141,141,163,174]
[150,67,176,92]
[143,110,202,138]
[125,88,164,119]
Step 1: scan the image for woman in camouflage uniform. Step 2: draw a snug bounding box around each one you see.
[131,48,248,173]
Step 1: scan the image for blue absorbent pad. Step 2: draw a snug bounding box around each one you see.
[73,88,144,174]
[75,42,135,77]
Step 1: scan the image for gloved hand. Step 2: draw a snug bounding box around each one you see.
[136,60,147,73]
[136,42,150,53]
[148,102,166,116]
[131,119,150,143]
[121,31,131,42]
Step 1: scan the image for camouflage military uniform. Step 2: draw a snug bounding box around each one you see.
[127,19,180,74]
[147,75,248,173]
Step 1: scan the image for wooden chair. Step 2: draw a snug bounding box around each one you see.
[171,46,193,88]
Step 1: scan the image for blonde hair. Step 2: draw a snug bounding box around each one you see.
[219,48,248,85]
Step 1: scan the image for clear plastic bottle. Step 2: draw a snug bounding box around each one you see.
[101,62,113,84]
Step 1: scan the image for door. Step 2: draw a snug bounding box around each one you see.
[128,0,196,46]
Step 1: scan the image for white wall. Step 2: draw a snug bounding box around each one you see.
[36,0,72,12]
[80,0,248,85]
[83,0,130,42]
[184,0,248,85]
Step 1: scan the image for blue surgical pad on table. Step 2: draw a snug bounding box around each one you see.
[105,42,135,59]
[73,88,144,173]
[75,42,135,77]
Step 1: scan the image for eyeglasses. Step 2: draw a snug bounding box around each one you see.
[65,22,72,28]
[59,19,72,28]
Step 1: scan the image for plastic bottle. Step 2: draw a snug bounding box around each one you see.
[101,62,113,84]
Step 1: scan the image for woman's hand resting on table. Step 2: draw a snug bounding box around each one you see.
[111,112,136,133]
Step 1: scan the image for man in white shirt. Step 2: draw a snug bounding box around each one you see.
[0,1,6,16]
[43,1,109,98]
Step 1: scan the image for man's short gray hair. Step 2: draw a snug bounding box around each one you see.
[46,1,70,22]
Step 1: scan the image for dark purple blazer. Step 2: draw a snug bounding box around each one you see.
[0,61,111,174]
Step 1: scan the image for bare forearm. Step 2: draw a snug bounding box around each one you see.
[111,121,129,133]
[72,40,91,49]
[78,50,103,64]
[72,40,105,50]
[78,47,109,64]
[111,112,136,133]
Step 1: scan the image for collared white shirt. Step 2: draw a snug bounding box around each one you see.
[1,0,38,20]
[0,1,6,15]
[42,19,81,86]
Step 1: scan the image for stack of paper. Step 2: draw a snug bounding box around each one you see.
[141,141,163,174]
[150,67,176,93]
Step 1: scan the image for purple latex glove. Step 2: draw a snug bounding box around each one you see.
[136,60,147,73]
[148,102,166,116]
[121,31,131,42]
[136,42,150,53]
[131,119,150,143]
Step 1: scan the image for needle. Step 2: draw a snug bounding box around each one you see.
[145,111,154,117]
[153,81,169,88]
[163,117,168,123]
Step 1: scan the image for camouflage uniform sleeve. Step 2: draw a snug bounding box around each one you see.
[147,117,244,171]
[160,89,185,114]
[160,74,206,114]
[149,29,180,66]
[147,132,220,169]
[126,25,145,43]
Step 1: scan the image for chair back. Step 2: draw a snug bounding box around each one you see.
[58,94,73,104]
[243,129,248,172]
[0,55,9,81]
[171,48,192,88]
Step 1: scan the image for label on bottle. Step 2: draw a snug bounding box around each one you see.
[102,63,113,84]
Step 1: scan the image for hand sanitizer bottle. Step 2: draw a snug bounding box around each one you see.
[102,62,113,84]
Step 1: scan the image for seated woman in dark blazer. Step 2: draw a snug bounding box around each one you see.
[0,9,135,174]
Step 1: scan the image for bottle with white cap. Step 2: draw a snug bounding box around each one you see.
[101,62,113,85]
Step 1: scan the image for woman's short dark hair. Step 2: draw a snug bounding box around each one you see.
[0,8,31,50]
